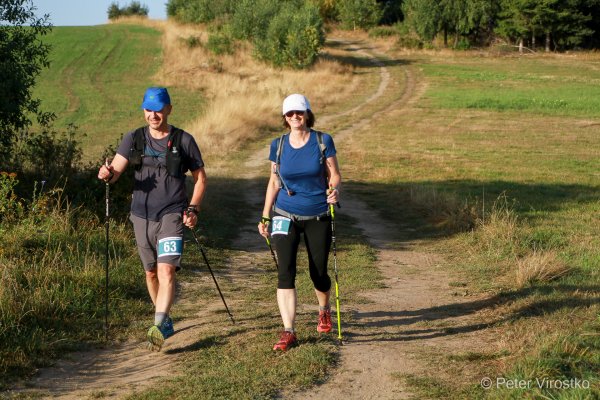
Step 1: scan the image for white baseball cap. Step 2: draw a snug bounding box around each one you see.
[282,94,311,115]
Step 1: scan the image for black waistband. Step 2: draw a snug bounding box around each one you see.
[273,206,330,221]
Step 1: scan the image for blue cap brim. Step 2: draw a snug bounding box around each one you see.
[141,101,168,112]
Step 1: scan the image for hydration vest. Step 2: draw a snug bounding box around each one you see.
[129,126,186,178]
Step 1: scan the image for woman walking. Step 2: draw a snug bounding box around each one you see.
[258,94,341,351]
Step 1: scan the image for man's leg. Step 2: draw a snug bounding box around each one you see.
[146,269,159,305]
[155,263,176,316]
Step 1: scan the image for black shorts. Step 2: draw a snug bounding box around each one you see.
[271,213,332,292]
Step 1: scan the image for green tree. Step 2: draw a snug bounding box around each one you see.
[497,0,596,51]
[496,0,534,51]
[403,0,494,47]
[231,0,281,40]
[337,0,383,30]
[254,2,324,68]
[402,0,442,41]
[541,0,596,50]
[166,0,234,24]
[107,1,149,20]
[0,0,53,165]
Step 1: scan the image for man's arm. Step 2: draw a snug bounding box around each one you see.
[98,154,128,183]
[183,167,207,228]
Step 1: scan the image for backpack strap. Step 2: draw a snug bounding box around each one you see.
[166,127,185,178]
[275,133,293,195]
[314,130,326,165]
[130,126,146,170]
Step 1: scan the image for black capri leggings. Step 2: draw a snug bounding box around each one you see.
[271,215,332,292]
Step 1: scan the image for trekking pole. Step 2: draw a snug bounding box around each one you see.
[329,203,343,344]
[265,237,279,269]
[104,159,110,341]
[187,224,235,325]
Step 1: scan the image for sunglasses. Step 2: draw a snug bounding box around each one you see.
[284,110,305,118]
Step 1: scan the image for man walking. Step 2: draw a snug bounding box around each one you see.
[98,87,206,350]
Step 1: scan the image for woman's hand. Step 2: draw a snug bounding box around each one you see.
[258,216,271,238]
[326,187,340,205]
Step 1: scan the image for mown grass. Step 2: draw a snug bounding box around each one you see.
[340,48,600,398]
[34,25,206,161]
[421,57,600,117]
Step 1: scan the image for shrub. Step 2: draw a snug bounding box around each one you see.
[230,0,281,40]
[308,0,338,22]
[254,3,324,69]
[0,172,24,225]
[183,35,202,48]
[11,123,82,190]
[369,25,398,38]
[207,32,235,55]
[166,0,235,24]
[107,1,149,20]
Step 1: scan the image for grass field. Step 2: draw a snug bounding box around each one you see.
[34,24,206,160]
[340,48,600,398]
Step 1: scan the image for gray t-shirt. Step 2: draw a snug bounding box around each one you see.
[116,125,204,221]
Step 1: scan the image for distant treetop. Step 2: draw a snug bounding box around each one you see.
[107,1,149,20]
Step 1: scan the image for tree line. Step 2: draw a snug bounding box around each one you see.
[163,0,600,52]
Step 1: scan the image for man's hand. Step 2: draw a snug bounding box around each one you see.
[184,207,198,228]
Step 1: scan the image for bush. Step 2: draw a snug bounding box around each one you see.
[183,35,202,48]
[254,3,324,69]
[207,32,235,55]
[369,25,398,38]
[107,1,149,20]
[309,0,338,22]
[230,0,282,40]
[166,0,235,24]
[0,172,24,225]
[336,0,383,31]
[11,123,82,191]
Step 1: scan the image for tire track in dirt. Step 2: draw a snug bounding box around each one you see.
[230,39,442,400]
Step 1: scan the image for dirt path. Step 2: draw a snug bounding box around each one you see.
[10,38,489,400]
[281,43,489,399]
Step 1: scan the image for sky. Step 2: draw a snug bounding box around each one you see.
[34,0,167,26]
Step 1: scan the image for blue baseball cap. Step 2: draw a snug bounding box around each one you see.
[141,87,171,111]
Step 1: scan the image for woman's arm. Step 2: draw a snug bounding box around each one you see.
[258,162,281,238]
[325,155,341,205]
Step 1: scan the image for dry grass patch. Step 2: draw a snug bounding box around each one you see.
[113,20,360,167]
[515,250,571,288]
[408,185,482,232]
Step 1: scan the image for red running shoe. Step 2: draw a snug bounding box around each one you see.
[273,331,298,351]
[317,309,332,333]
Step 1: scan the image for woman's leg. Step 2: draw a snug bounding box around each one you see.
[304,218,333,333]
[272,218,300,329]
[277,288,297,329]
[303,218,332,300]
